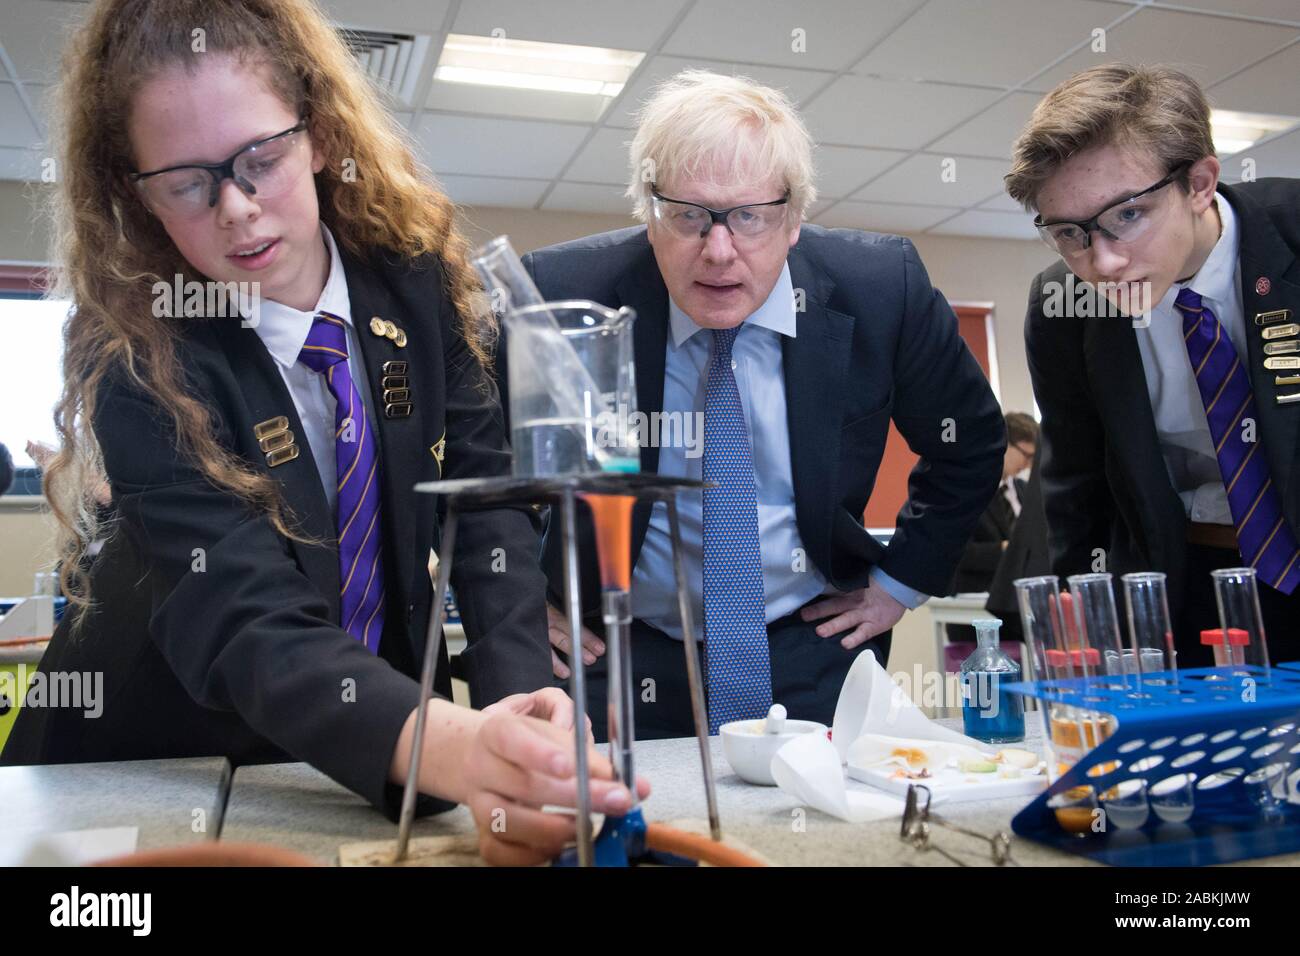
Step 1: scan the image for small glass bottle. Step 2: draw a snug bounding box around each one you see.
[960,618,1025,743]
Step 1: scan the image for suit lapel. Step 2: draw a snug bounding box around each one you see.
[784,247,854,578]
[338,246,423,618]
[615,250,669,562]
[1222,183,1300,526]
[615,250,669,474]
[219,323,341,619]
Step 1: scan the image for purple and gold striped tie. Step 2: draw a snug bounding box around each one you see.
[1177,288,1300,594]
[298,311,386,652]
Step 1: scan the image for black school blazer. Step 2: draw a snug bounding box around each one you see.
[2,243,552,818]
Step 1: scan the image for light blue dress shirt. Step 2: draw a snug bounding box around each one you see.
[632,263,926,641]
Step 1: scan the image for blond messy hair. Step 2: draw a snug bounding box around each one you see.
[1005,64,1215,211]
[626,69,816,221]
[45,0,491,617]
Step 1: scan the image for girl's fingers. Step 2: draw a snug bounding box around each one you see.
[478,833,551,868]
[469,792,575,861]
[478,712,575,779]
[534,687,576,729]
[473,715,633,813]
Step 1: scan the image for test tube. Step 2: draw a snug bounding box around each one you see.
[1065,573,1129,681]
[1211,568,1271,671]
[1121,572,1177,679]
[1014,575,1113,836]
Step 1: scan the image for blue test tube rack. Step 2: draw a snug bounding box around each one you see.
[1004,661,1300,866]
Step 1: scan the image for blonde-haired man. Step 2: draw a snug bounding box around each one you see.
[1010,64,1300,666]
[513,70,1004,739]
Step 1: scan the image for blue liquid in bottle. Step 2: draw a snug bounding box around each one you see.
[960,618,1025,743]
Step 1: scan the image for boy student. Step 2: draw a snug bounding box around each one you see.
[1009,64,1300,666]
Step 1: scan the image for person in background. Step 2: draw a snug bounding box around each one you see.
[985,445,1052,643]
[1008,64,1300,665]
[945,412,1038,651]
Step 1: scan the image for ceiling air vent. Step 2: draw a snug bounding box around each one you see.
[336,28,432,109]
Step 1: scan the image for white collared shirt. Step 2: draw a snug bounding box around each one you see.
[1134,193,1244,526]
[248,224,381,515]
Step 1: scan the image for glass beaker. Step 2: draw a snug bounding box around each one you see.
[1211,567,1271,671]
[505,300,640,477]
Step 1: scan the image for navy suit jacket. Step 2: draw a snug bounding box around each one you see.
[2,244,553,819]
[512,224,1006,620]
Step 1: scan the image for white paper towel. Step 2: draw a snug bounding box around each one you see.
[770,652,986,822]
[770,733,900,822]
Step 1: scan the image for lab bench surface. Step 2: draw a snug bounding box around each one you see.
[216,718,1300,867]
[0,756,231,852]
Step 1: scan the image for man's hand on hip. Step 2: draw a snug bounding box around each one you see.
[545,602,606,679]
[800,583,906,649]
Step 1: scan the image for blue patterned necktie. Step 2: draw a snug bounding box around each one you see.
[702,325,772,732]
[1177,288,1300,594]
[298,311,387,651]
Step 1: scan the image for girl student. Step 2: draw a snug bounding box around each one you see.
[1,0,646,865]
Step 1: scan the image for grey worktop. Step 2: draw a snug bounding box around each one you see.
[0,757,231,852]
[219,718,1091,866]
[219,715,1300,867]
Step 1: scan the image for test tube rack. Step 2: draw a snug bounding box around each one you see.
[1004,662,1300,866]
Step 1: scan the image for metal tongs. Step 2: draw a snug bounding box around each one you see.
[900,784,1016,866]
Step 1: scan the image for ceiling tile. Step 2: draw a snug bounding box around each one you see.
[607,55,833,129]
[414,114,589,178]
[1208,42,1300,117]
[1153,1,1300,23]
[24,82,52,134]
[979,191,1026,213]
[437,174,548,208]
[927,209,1039,239]
[662,0,925,72]
[0,145,44,181]
[1026,7,1293,93]
[425,81,614,123]
[801,76,1000,149]
[814,145,908,199]
[1,1,88,85]
[0,84,40,149]
[541,181,630,214]
[806,199,835,220]
[930,92,1043,160]
[319,0,451,32]
[813,200,960,233]
[450,0,688,49]
[853,153,1013,206]
[854,0,1127,88]
[1222,127,1300,179]
[563,128,634,184]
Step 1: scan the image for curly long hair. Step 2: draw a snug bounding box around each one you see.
[45,0,492,614]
